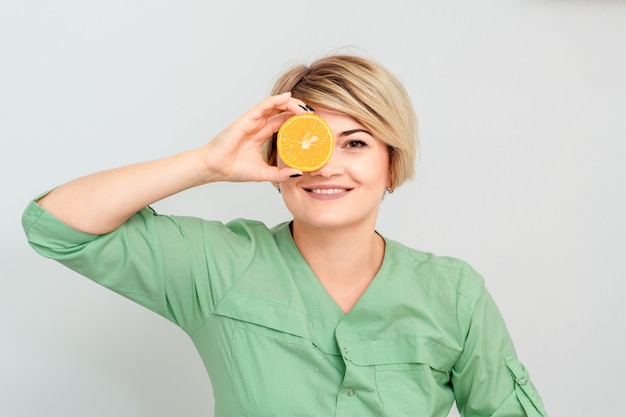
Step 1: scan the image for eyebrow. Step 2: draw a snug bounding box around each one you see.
[339,128,372,137]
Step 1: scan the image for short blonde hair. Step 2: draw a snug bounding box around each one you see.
[263,54,418,189]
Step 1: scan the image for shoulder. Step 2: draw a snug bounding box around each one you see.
[383,238,485,303]
[148,212,279,241]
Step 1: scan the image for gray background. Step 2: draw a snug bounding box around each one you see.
[2,1,625,416]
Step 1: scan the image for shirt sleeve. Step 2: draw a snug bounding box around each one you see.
[451,263,549,417]
[21,198,252,334]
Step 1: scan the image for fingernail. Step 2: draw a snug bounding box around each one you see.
[290,173,302,178]
[298,104,308,112]
[305,105,315,112]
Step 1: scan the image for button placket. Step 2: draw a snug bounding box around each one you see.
[339,342,355,398]
[334,329,383,415]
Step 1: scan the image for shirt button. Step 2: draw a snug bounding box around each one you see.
[347,389,356,397]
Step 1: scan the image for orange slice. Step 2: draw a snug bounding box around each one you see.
[277,114,334,172]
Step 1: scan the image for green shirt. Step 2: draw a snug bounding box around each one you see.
[22,200,548,417]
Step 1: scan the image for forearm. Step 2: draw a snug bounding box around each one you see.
[36,93,306,235]
[38,147,216,234]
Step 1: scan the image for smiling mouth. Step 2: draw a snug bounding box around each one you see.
[305,188,351,194]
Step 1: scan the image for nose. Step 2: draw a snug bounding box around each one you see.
[310,147,343,177]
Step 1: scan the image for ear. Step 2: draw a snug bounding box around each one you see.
[387,167,394,190]
[387,146,396,190]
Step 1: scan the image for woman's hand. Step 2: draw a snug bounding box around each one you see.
[36,93,310,234]
[200,92,306,183]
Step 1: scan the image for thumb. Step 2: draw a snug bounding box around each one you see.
[266,166,303,183]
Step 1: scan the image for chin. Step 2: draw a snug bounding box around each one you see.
[295,214,365,231]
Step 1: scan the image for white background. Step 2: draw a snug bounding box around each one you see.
[2,1,625,416]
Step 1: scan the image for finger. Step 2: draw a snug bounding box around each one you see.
[285,98,315,115]
[245,99,312,142]
[230,112,289,146]
[250,92,293,120]
[253,94,313,120]
[266,93,313,115]
[233,94,315,141]
[263,111,293,133]
[229,95,287,137]
[269,166,304,183]
[253,97,315,137]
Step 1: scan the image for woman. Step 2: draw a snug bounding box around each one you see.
[23,54,548,416]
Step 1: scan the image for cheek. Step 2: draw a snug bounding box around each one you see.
[364,154,391,187]
[278,186,302,216]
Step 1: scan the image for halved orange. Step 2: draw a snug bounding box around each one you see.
[277,114,334,172]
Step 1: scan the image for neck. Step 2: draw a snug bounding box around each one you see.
[291,220,386,312]
[292,220,380,262]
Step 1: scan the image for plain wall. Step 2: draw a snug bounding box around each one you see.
[2,1,625,416]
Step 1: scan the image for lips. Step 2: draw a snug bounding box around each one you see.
[307,188,349,194]
[302,184,354,196]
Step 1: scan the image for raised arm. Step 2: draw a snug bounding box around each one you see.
[38,93,304,234]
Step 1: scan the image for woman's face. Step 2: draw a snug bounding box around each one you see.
[277,108,391,231]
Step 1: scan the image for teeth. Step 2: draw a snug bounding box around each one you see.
[309,188,347,194]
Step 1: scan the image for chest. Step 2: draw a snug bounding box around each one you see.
[194,317,458,417]
[190,288,461,417]
[317,274,374,313]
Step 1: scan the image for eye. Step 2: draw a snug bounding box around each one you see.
[345,140,367,149]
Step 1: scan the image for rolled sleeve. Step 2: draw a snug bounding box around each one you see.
[21,198,246,334]
[451,264,549,417]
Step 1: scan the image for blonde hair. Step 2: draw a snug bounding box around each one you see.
[263,54,418,189]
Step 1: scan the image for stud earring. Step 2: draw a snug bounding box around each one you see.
[276,184,281,194]
[385,187,394,194]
